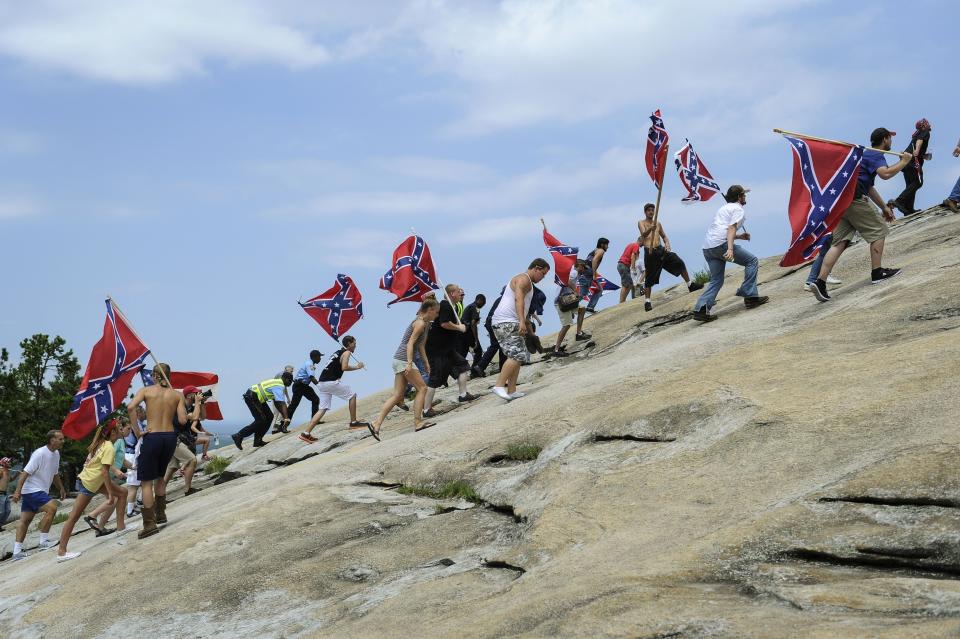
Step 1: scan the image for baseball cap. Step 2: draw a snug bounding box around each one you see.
[870,127,896,146]
[724,185,750,202]
[182,385,201,396]
[0,457,11,468]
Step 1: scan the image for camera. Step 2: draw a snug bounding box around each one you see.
[200,389,213,399]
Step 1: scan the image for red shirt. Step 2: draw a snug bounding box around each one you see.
[618,242,639,266]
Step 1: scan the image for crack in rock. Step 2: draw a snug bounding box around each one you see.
[482,559,526,579]
[911,308,960,321]
[785,548,960,578]
[819,496,960,508]
[593,434,677,443]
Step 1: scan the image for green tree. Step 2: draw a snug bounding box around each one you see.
[0,334,85,486]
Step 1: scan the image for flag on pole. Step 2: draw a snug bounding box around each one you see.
[645,109,670,187]
[63,299,151,440]
[543,229,579,286]
[379,235,439,305]
[779,134,864,267]
[674,140,721,203]
[139,368,223,420]
[587,273,620,298]
[300,273,364,340]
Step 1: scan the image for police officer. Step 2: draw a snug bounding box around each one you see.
[231,371,293,450]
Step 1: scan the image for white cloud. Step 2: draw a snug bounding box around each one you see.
[375,155,493,182]
[0,0,330,84]
[0,195,41,219]
[270,145,644,217]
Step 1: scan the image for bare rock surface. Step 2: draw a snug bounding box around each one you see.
[3,205,960,637]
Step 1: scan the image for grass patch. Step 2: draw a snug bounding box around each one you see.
[34,512,68,531]
[398,480,481,503]
[693,267,711,285]
[203,455,231,476]
[505,443,541,461]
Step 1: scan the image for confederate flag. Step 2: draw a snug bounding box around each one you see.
[587,273,620,298]
[543,229,578,287]
[300,274,364,340]
[139,368,223,420]
[63,299,151,439]
[645,109,670,188]
[675,139,721,203]
[379,235,439,305]
[779,134,863,267]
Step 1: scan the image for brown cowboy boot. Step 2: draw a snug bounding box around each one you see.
[138,504,159,539]
[154,494,168,524]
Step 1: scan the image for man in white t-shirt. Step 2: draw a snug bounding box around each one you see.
[10,430,67,560]
[692,185,768,322]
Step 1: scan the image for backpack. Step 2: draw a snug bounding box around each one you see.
[557,289,580,312]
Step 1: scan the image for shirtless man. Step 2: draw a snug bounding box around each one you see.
[127,362,189,539]
[638,203,702,311]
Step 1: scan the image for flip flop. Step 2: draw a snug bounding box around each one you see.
[348,421,370,430]
[83,516,103,533]
[414,422,436,432]
[366,423,381,442]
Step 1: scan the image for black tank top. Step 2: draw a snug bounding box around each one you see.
[319,349,346,382]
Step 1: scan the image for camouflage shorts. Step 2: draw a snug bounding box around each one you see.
[492,322,530,364]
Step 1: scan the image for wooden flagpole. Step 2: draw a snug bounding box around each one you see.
[648,143,669,249]
[773,128,903,157]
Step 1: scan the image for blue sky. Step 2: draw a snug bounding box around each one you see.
[1,0,957,426]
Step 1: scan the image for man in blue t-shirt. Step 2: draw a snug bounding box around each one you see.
[809,127,913,302]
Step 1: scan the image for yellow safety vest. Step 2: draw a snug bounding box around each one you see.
[250,378,285,403]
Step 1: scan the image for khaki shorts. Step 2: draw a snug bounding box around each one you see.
[833,196,889,244]
[166,441,196,470]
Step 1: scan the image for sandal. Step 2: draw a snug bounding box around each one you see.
[349,421,371,430]
[95,528,116,537]
[414,422,436,432]
[366,422,381,442]
[84,516,103,533]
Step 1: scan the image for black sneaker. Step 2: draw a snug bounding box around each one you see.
[575,332,591,341]
[469,367,484,379]
[458,392,479,403]
[644,301,652,312]
[584,307,597,315]
[809,279,830,302]
[252,441,266,448]
[231,434,243,450]
[688,281,704,292]
[691,309,716,322]
[744,296,769,309]
[871,267,901,283]
[550,348,570,358]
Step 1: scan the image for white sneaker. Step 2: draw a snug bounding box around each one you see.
[802,282,812,291]
[37,540,57,551]
[11,551,26,562]
[492,387,512,401]
[508,391,526,399]
[826,275,841,285]
[57,552,81,562]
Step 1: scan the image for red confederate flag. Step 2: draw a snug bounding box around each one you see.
[300,274,364,340]
[780,134,864,267]
[542,229,578,287]
[140,368,223,421]
[63,299,151,440]
[645,109,670,188]
[379,235,439,305]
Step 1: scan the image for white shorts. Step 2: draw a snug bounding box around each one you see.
[555,303,578,327]
[124,453,141,486]
[315,380,355,410]
[391,359,407,375]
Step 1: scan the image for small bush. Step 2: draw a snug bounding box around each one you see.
[203,456,231,476]
[505,443,541,461]
[35,512,68,531]
[693,268,711,285]
[399,480,481,503]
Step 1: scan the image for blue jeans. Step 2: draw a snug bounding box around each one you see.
[805,235,833,284]
[577,273,601,310]
[694,243,759,312]
[950,175,960,203]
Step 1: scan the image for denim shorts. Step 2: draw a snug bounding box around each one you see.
[77,482,96,496]
[0,494,10,524]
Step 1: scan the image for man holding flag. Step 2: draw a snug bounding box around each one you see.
[809,128,912,301]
